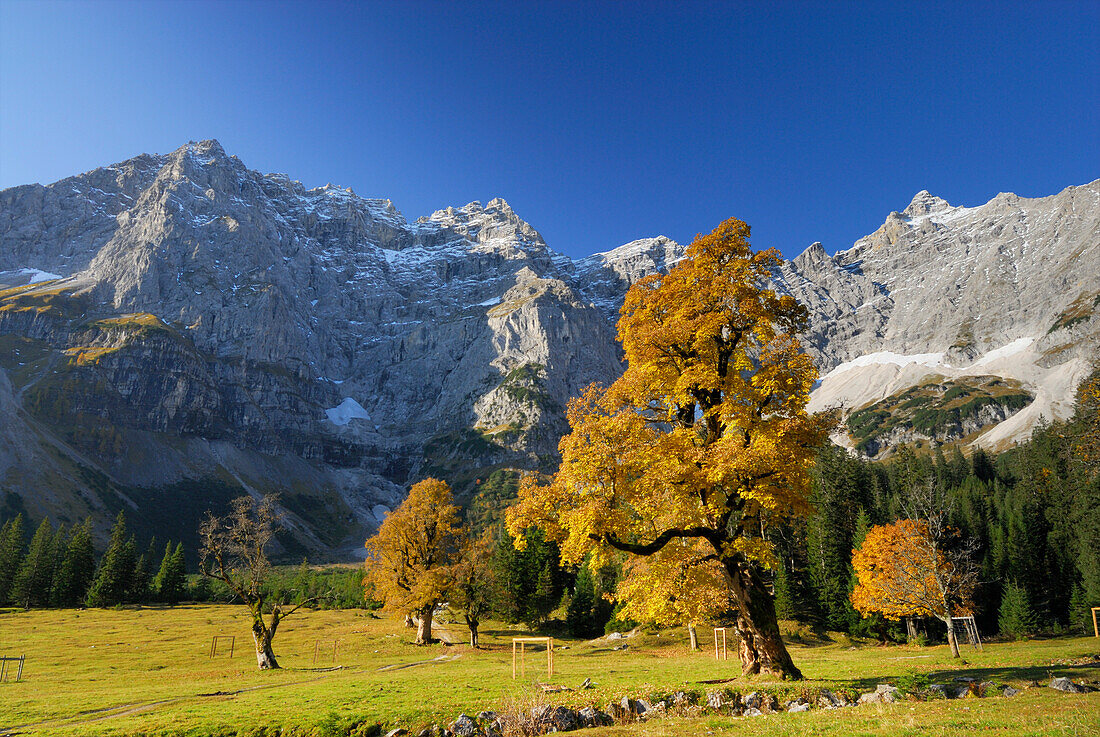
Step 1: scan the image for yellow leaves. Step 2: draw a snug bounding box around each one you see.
[508,216,831,627]
[364,478,462,613]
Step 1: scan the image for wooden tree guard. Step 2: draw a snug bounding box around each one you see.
[1092,607,1099,638]
[0,655,24,682]
[950,616,982,650]
[512,637,553,679]
[713,627,728,661]
[209,635,235,658]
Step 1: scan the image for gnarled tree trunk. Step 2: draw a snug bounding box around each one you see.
[415,606,434,645]
[688,622,699,651]
[724,556,802,680]
[251,615,280,669]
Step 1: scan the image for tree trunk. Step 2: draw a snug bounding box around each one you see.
[688,622,699,651]
[404,613,415,628]
[415,607,434,645]
[467,617,479,648]
[944,616,961,658]
[251,619,280,669]
[724,556,802,680]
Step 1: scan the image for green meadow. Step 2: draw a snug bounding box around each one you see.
[0,605,1096,736]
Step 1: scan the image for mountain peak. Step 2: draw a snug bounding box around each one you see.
[903,190,952,218]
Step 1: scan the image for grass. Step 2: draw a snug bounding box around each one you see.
[0,606,1097,736]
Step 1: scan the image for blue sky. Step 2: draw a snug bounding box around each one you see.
[1,0,1097,260]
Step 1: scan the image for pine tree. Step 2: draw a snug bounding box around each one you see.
[531,561,557,628]
[153,541,187,603]
[998,580,1037,639]
[12,518,58,608]
[52,519,97,607]
[87,512,137,607]
[0,514,27,605]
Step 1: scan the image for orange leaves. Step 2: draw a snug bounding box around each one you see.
[850,519,950,620]
[364,478,462,614]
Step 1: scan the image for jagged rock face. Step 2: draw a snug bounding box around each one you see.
[0,140,672,553]
[1,138,1096,552]
[790,181,1100,452]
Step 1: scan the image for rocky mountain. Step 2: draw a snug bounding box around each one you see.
[785,181,1100,454]
[0,141,676,557]
[1,140,1096,555]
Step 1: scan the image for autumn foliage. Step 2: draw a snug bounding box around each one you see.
[507,218,830,679]
[851,518,976,656]
[364,478,462,645]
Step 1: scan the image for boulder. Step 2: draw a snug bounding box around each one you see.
[450,715,477,737]
[1049,677,1085,693]
[578,706,614,728]
[384,730,407,737]
[818,689,845,708]
[788,701,811,713]
[1003,686,1021,698]
[858,684,900,705]
[743,707,764,717]
[545,706,578,732]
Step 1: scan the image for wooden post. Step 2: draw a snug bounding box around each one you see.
[713,627,727,661]
[1092,607,1099,638]
[16,654,23,681]
[511,637,553,680]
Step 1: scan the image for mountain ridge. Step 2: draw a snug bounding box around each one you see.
[2,139,1097,555]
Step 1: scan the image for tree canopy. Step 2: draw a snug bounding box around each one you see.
[364,478,462,645]
[507,217,830,679]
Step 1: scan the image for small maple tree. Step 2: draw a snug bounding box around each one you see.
[507,217,830,679]
[364,478,462,645]
[851,518,976,657]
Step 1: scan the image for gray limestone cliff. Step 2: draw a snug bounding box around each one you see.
[1,139,1097,552]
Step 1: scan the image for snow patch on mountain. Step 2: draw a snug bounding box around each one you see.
[325,398,371,426]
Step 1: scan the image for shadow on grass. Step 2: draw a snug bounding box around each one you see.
[839,660,1100,691]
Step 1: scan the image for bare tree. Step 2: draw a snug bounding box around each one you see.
[902,478,979,657]
[199,495,315,669]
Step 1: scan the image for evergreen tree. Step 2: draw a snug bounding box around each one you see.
[11,518,58,608]
[998,580,1037,639]
[531,561,557,627]
[806,445,870,630]
[153,541,187,603]
[565,557,613,638]
[0,515,26,605]
[87,511,137,607]
[52,519,96,607]
[493,527,565,625]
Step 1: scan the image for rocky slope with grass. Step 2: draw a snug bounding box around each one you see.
[1,140,1096,552]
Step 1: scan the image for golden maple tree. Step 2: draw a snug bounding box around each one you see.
[506,218,830,679]
[851,519,976,657]
[364,478,461,645]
